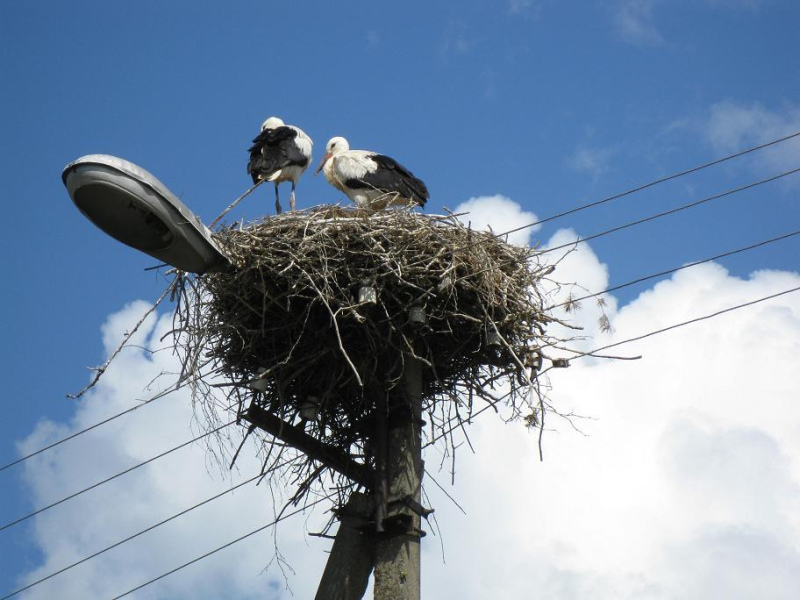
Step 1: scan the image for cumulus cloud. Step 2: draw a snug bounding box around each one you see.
[705,100,800,175]
[452,194,540,246]
[423,262,800,599]
[13,196,800,599]
[15,301,330,599]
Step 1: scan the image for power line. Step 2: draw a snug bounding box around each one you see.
[110,494,333,600]
[0,472,263,600]
[14,265,795,598]
[501,130,800,238]
[539,166,800,256]
[584,284,800,357]
[6,131,795,594]
[547,228,800,310]
[8,134,791,475]
[0,392,169,474]
[460,166,800,285]
[0,389,238,475]
[429,281,800,473]
[386,152,800,287]
[426,283,800,446]
[0,421,235,533]
[424,130,800,262]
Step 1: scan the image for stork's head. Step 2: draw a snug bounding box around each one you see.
[261,116,285,131]
[315,137,349,175]
[326,137,350,155]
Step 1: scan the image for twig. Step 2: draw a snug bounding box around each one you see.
[209,180,265,228]
[68,283,174,399]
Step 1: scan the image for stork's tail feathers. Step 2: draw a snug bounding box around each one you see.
[409,178,429,208]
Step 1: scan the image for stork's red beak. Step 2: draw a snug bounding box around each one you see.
[315,152,332,175]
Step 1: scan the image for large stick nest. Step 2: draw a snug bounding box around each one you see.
[174,206,568,502]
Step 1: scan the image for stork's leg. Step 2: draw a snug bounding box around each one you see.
[274,183,282,214]
[289,181,296,212]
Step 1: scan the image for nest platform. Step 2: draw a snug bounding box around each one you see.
[174,205,563,498]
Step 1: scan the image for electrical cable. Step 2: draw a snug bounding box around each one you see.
[9,274,797,598]
[500,130,800,238]
[460,166,800,283]
[396,130,800,268]
[539,166,800,256]
[0,392,169,474]
[0,390,239,474]
[8,133,796,476]
[6,130,798,596]
[547,228,800,310]
[583,284,800,357]
[0,421,235,533]
[0,472,264,600]
[109,494,333,600]
[425,283,800,447]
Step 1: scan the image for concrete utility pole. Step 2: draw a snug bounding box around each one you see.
[373,356,424,600]
[244,336,428,599]
[315,492,374,600]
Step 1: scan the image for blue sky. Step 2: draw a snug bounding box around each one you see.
[2,1,800,598]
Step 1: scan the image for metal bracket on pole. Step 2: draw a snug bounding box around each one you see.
[388,495,434,519]
[241,402,374,489]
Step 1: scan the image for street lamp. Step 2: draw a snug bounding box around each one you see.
[62,154,229,274]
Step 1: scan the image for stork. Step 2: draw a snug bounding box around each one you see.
[315,137,429,210]
[247,117,313,214]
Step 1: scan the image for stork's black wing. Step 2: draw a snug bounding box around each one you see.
[247,126,310,183]
[345,154,429,206]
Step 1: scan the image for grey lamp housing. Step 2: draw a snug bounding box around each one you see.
[62,154,229,274]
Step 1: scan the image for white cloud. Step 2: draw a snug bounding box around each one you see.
[423,261,800,599]
[13,202,800,599]
[452,194,540,247]
[15,301,330,599]
[705,100,800,175]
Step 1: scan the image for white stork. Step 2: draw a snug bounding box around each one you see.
[315,137,429,210]
[248,117,313,214]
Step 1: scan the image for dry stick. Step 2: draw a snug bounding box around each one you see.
[209,180,265,229]
[299,267,364,387]
[189,209,554,503]
[68,284,174,399]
